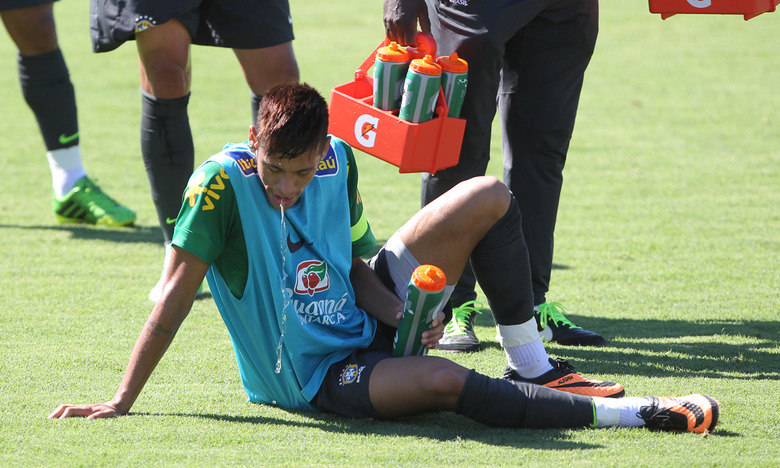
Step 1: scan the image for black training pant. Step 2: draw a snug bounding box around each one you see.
[422,0,598,306]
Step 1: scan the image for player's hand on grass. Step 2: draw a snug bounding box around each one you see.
[421,311,445,350]
[383,0,430,46]
[48,402,123,420]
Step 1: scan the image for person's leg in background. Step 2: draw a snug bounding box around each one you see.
[135,19,195,301]
[2,1,135,226]
[500,0,603,346]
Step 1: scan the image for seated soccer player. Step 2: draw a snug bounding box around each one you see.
[49,83,719,433]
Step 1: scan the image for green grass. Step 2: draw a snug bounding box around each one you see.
[1,0,778,465]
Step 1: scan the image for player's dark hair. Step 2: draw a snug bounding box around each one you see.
[256,83,329,159]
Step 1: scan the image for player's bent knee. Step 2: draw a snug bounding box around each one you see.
[461,176,511,219]
[421,361,469,399]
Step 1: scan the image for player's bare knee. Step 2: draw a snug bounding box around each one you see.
[143,60,191,98]
[4,8,58,54]
[422,362,468,398]
[466,176,511,220]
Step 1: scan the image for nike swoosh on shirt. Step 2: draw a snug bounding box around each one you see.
[166,217,177,225]
[58,132,79,145]
[287,234,312,253]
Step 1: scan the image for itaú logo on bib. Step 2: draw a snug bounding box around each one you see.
[687,0,711,8]
[354,114,379,148]
[294,260,330,296]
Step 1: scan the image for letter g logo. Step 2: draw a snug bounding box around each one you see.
[354,114,379,148]
[687,0,712,8]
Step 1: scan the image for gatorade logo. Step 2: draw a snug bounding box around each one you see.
[686,0,711,7]
[354,114,379,148]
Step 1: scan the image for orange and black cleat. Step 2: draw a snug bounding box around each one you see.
[504,358,625,398]
[639,394,720,433]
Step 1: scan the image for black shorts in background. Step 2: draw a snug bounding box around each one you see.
[90,0,294,52]
[1,0,58,12]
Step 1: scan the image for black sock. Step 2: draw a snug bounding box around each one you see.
[140,91,194,243]
[470,197,534,325]
[251,92,263,126]
[455,370,594,428]
[18,48,78,150]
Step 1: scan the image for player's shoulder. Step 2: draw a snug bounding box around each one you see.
[183,160,235,212]
[315,136,352,178]
[213,142,258,177]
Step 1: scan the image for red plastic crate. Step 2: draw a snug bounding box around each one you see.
[649,0,779,19]
[328,36,466,174]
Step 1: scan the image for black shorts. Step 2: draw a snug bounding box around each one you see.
[0,0,57,12]
[90,0,294,53]
[311,245,409,419]
[311,321,396,419]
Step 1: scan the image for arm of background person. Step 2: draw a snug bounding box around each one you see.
[350,257,444,349]
[49,247,209,419]
[383,0,430,46]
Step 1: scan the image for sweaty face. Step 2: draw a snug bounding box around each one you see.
[256,148,323,210]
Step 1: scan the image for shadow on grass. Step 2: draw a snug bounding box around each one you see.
[138,410,602,450]
[0,223,162,244]
[194,291,212,301]
[472,312,779,380]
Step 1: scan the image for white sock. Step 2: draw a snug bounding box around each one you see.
[46,146,86,197]
[592,397,649,428]
[497,318,554,378]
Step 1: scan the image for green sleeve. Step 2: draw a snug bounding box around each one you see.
[342,141,376,258]
[171,161,238,266]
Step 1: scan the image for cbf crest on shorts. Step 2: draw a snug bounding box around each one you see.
[338,363,366,386]
[134,15,157,33]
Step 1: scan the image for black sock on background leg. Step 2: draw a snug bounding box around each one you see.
[140,91,194,243]
[470,197,534,325]
[18,48,78,150]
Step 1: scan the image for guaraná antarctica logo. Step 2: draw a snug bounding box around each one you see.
[294,260,330,296]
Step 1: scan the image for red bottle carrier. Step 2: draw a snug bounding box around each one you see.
[328,34,466,174]
[649,0,778,20]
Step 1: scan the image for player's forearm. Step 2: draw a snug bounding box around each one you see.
[350,257,404,327]
[110,294,193,414]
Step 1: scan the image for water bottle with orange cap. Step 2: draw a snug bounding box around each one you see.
[437,52,469,118]
[392,264,447,357]
[373,42,410,111]
[398,55,442,123]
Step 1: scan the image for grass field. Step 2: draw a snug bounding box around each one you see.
[0,1,778,465]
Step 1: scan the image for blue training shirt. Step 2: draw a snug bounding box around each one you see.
[203,139,377,411]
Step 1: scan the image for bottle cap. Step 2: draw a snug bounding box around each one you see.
[411,265,446,292]
[437,52,468,73]
[409,55,442,76]
[376,42,410,62]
